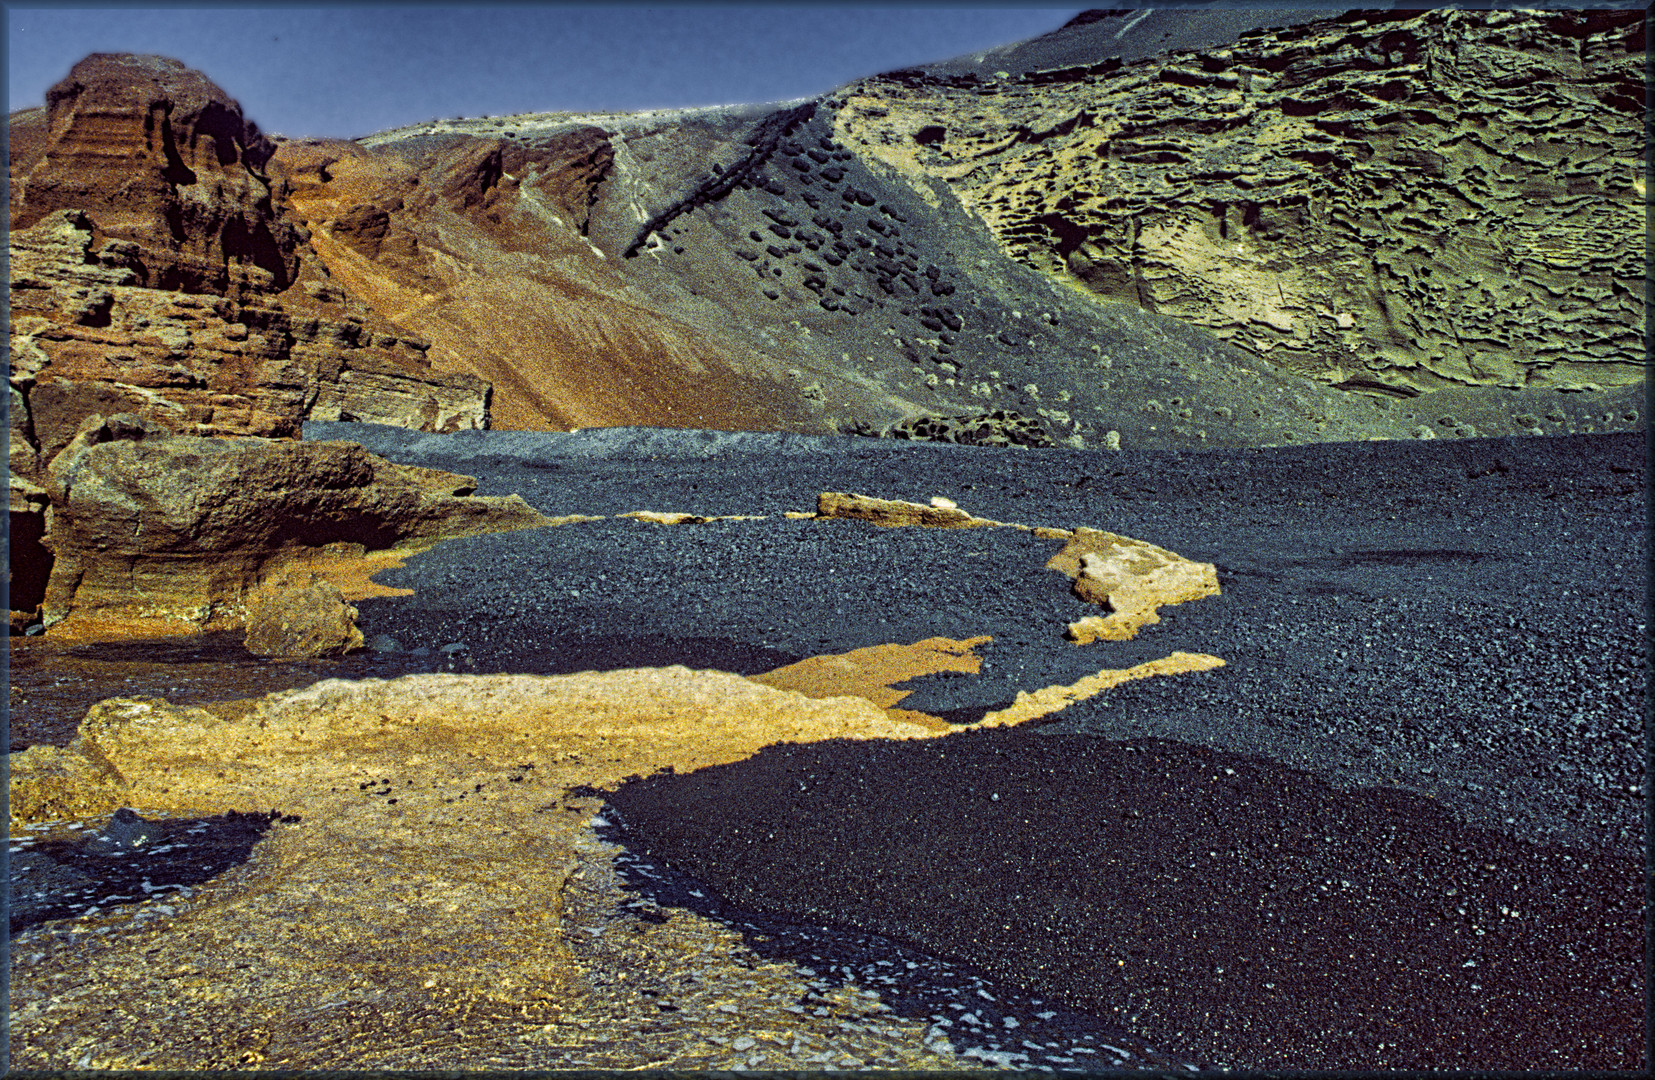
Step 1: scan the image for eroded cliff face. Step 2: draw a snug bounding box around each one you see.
[833,8,1645,399]
[7,54,493,486]
[12,17,1644,471]
[7,209,487,483]
[10,53,301,299]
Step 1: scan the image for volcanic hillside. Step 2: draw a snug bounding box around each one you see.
[7,8,1646,459]
[262,6,1644,448]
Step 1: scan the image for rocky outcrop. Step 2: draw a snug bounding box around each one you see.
[38,413,549,637]
[280,86,1445,448]
[834,8,1644,400]
[10,53,301,298]
[7,210,488,483]
[18,26,1637,457]
[1045,528,1221,643]
[7,54,492,481]
[814,491,1003,529]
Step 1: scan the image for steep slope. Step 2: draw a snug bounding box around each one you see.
[14,10,1643,458]
[279,99,1431,449]
[271,111,824,434]
[269,6,1643,449]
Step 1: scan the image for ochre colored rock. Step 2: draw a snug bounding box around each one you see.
[38,412,549,637]
[978,652,1227,726]
[242,576,365,658]
[2,671,942,1067]
[1046,527,1221,642]
[835,8,1643,398]
[751,636,993,729]
[815,491,1003,529]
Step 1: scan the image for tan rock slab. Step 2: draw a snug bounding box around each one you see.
[7,669,938,1069]
[815,491,1004,529]
[1046,527,1221,642]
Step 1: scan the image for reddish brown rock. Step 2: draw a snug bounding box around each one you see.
[7,55,493,489]
[11,53,301,299]
[7,210,489,484]
[38,412,550,638]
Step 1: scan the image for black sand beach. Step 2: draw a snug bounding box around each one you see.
[307,421,1648,1071]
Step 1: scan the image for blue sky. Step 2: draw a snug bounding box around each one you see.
[6,3,1081,139]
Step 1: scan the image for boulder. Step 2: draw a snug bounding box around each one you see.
[38,412,550,637]
[242,575,365,658]
[1045,527,1221,643]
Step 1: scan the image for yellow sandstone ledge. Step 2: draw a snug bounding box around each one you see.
[8,641,1223,1069]
[8,490,1224,1068]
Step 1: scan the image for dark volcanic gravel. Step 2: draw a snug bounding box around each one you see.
[296,422,1647,1070]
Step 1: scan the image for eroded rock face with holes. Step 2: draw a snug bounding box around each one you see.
[834,9,1644,399]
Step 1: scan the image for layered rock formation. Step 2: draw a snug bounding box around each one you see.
[7,209,487,482]
[835,8,1645,399]
[36,413,549,638]
[7,54,491,488]
[10,53,301,298]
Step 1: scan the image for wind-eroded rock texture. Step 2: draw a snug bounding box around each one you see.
[37,413,548,637]
[7,209,487,482]
[7,53,491,484]
[18,22,1639,456]
[835,9,1645,399]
